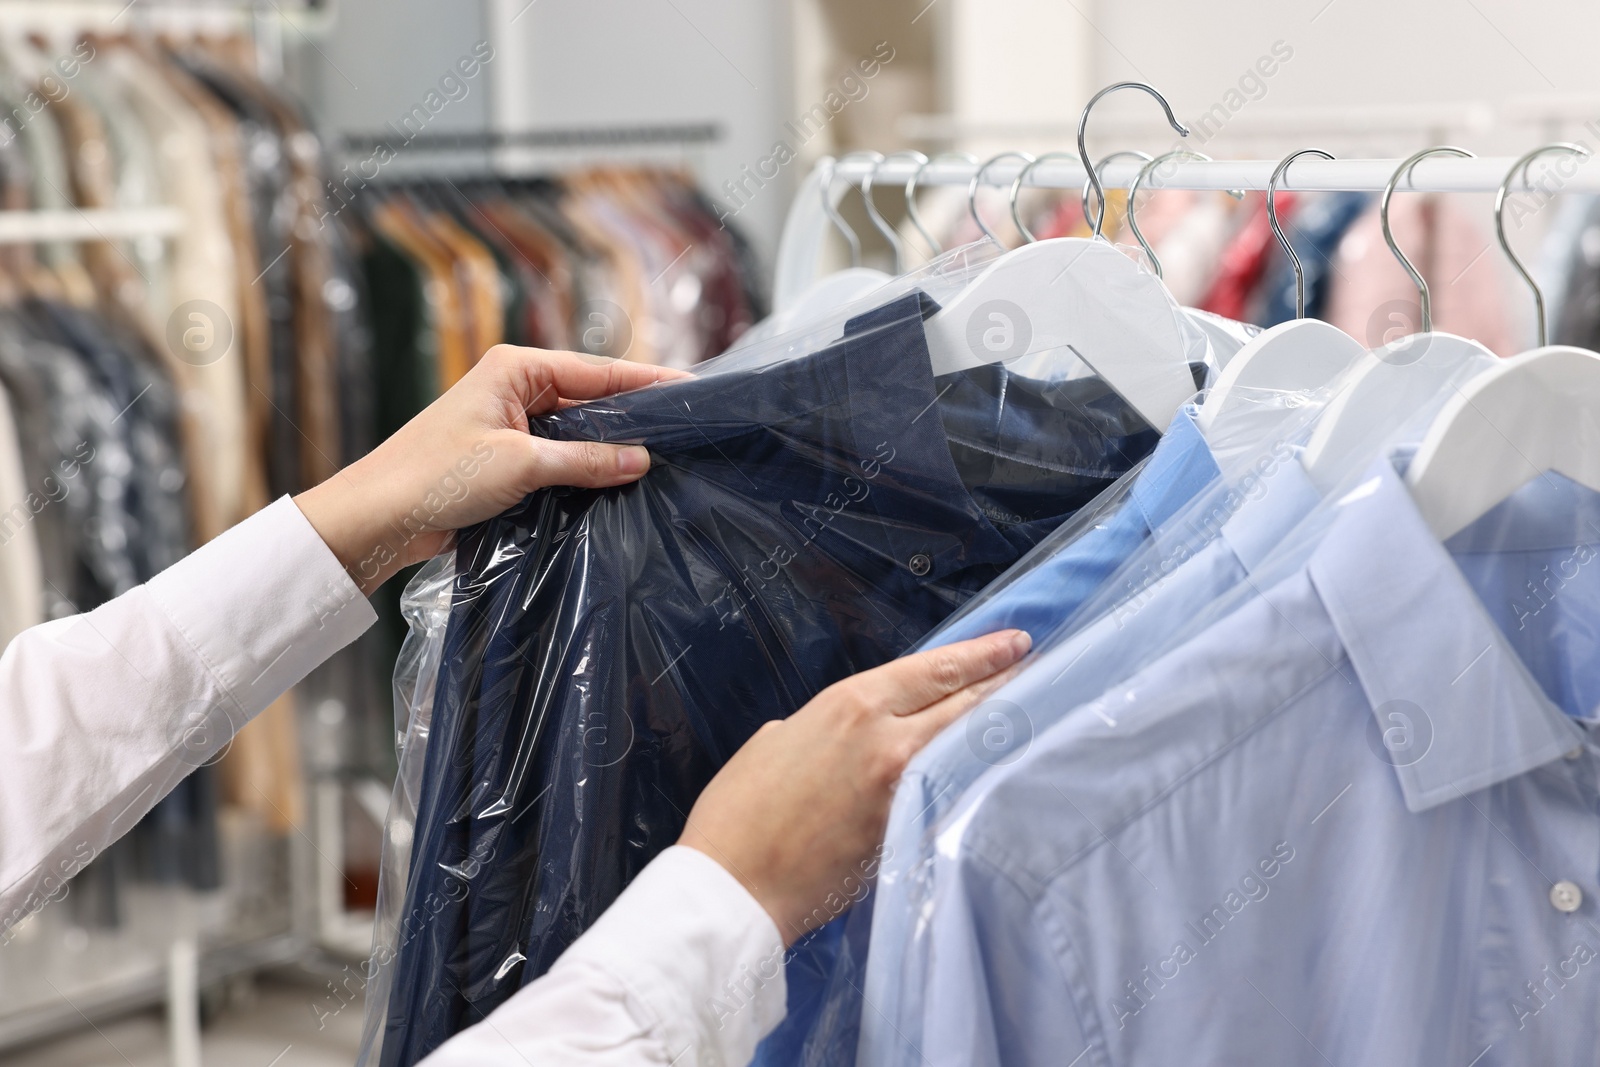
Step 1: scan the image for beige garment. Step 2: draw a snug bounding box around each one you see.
[204,58,342,489]
[1324,194,1514,356]
[132,39,300,825]
[104,42,247,543]
[0,379,43,648]
[139,41,264,534]
[562,194,657,364]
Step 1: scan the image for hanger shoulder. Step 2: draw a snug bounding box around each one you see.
[922,238,1199,428]
[1194,319,1365,435]
[791,267,892,317]
[773,164,832,313]
[1300,332,1497,493]
[1406,345,1600,540]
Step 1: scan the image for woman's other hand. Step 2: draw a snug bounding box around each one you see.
[679,629,1032,945]
[296,346,687,594]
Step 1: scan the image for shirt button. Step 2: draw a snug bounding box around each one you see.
[908,553,932,577]
[1551,881,1584,913]
[1566,747,1584,760]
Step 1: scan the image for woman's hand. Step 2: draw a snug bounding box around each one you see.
[679,629,1032,945]
[296,346,687,594]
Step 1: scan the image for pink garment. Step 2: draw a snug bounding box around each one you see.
[1112,187,1199,254]
[1031,195,1087,241]
[1323,195,1513,356]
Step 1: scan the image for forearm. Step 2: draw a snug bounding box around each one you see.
[419,847,787,1067]
[0,496,375,932]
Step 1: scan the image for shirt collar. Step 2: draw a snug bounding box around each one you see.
[831,291,1026,581]
[1126,404,1219,533]
[834,292,1156,584]
[1307,458,1584,814]
[1145,443,1321,578]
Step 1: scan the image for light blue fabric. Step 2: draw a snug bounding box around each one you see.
[856,449,1322,1067]
[906,460,1600,1067]
[757,404,1224,1067]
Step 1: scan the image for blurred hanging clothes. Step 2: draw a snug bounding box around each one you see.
[1551,197,1600,351]
[1322,192,1514,354]
[0,378,42,647]
[1199,191,1295,322]
[1252,191,1371,326]
[347,169,764,674]
[0,28,376,908]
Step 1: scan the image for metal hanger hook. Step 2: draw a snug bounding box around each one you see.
[867,150,927,271]
[1381,145,1475,333]
[856,151,905,271]
[1268,148,1336,319]
[1008,152,1081,243]
[819,157,861,268]
[968,151,1036,248]
[1496,142,1590,347]
[907,151,975,257]
[1077,81,1189,240]
[1128,149,1228,278]
[1079,150,1151,240]
[839,150,891,266]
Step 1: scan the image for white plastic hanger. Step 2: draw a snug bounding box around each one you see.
[771,154,892,329]
[921,82,1204,429]
[770,154,893,316]
[1301,147,1500,492]
[1407,143,1600,540]
[1194,149,1367,436]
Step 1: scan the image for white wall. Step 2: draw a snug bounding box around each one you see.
[484,0,794,262]
[1083,0,1600,151]
[296,0,792,262]
[297,0,493,139]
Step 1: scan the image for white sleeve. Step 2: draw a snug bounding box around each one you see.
[0,496,376,932]
[421,846,788,1067]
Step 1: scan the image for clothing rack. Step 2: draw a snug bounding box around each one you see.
[0,0,333,78]
[0,207,184,244]
[338,121,723,155]
[897,102,1501,145]
[0,11,341,1064]
[775,152,1600,310]
[333,122,724,180]
[814,152,1600,195]
[0,0,330,32]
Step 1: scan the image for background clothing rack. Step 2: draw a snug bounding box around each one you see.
[775,152,1600,311]
[813,152,1600,195]
[338,121,723,155]
[0,207,183,244]
[333,122,725,181]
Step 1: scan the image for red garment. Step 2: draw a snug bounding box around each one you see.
[1199,191,1296,321]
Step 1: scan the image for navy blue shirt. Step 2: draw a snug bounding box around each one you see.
[378,292,1166,1066]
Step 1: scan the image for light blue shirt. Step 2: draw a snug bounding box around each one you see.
[856,448,1322,1067]
[907,460,1600,1067]
[762,404,1225,1066]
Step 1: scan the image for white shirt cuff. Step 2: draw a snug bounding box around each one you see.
[569,846,787,1065]
[146,494,377,719]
